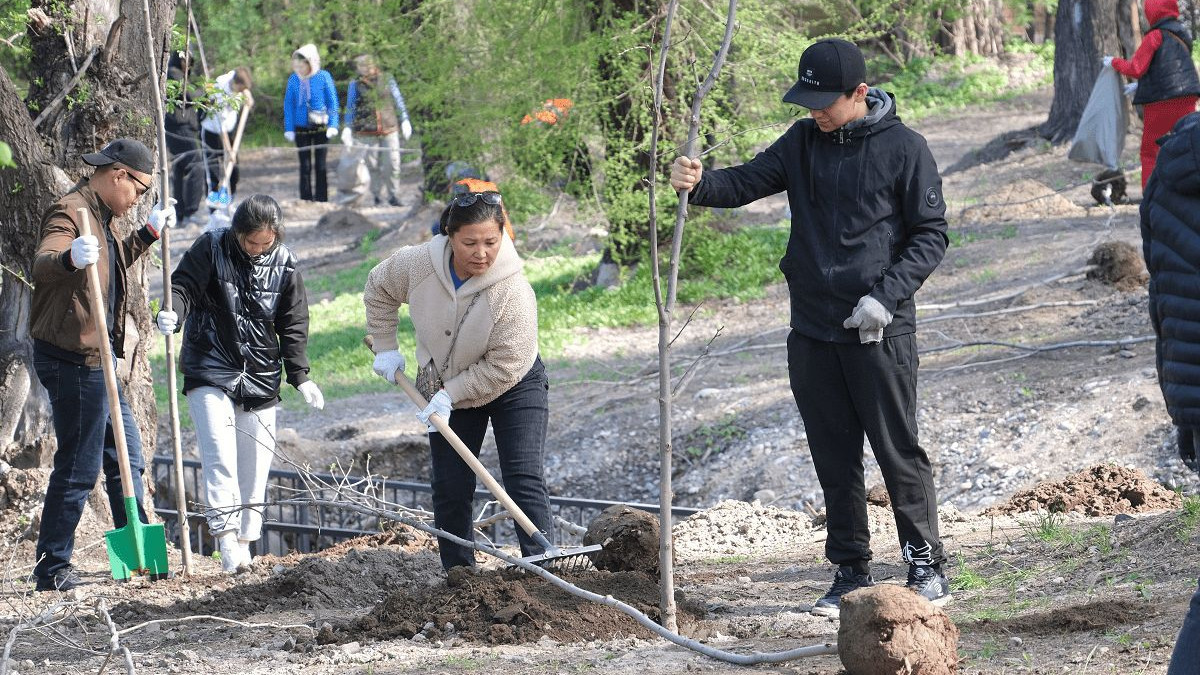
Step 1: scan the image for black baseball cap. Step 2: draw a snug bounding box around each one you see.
[81,138,154,175]
[783,38,867,110]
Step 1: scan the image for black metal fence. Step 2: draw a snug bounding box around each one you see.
[150,455,699,558]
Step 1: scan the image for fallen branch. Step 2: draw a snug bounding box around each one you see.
[117,614,316,638]
[917,265,1095,312]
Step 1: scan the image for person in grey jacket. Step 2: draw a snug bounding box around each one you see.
[363,189,551,571]
[670,38,950,617]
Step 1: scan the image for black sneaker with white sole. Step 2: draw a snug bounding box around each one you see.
[35,565,82,592]
[906,564,952,605]
[811,565,874,617]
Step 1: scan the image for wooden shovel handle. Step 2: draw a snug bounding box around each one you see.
[364,336,547,543]
[77,208,136,500]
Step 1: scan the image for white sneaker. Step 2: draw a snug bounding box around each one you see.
[238,539,253,567]
[217,533,245,573]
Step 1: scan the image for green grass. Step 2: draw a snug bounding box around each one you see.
[150,222,789,412]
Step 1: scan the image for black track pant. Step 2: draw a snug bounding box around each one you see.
[787,330,944,569]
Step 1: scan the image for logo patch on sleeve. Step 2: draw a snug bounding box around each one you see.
[925,187,942,208]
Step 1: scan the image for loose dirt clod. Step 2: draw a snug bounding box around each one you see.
[838,585,959,675]
[1086,240,1146,291]
[583,504,661,573]
[984,463,1180,516]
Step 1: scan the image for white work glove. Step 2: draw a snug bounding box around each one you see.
[147,199,177,237]
[401,119,412,140]
[417,390,452,432]
[371,350,406,384]
[155,310,178,335]
[1124,82,1138,97]
[342,128,353,146]
[70,234,100,268]
[1102,55,1114,69]
[842,295,894,344]
[284,131,296,143]
[297,380,324,410]
[325,126,339,139]
[669,156,703,191]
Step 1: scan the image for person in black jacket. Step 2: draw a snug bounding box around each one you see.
[155,194,323,572]
[1140,111,1200,675]
[670,38,950,617]
[165,49,207,225]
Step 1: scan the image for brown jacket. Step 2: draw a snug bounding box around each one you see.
[30,182,158,365]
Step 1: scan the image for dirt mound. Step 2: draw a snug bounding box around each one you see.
[673,499,816,561]
[314,207,384,236]
[347,568,705,645]
[984,464,1181,516]
[583,504,660,574]
[1087,240,1147,291]
[959,178,1083,222]
[839,584,959,675]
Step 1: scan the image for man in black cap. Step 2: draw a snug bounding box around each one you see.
[29,138,176,591]
[669,38,950,616]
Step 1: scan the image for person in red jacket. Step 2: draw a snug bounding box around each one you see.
[1105,0,1200,188]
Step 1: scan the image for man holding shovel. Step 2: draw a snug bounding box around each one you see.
[29,138,175,591]
[669,38,950,617]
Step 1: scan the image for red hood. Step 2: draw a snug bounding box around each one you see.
[1147,0,1179,25]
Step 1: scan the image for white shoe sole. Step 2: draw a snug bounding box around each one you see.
[810,604,840,618]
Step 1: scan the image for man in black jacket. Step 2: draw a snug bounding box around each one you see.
[669,38,950,617]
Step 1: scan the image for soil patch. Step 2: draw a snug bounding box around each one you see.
[1087,240,1148,291]
[984,464,1181,516]
[970,598,1156,636]
[347,567,706,645]
[583,504,661,574]
[959,178,1083,221]
[838,585,959,675]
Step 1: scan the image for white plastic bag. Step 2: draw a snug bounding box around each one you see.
[1069,67,1129,169]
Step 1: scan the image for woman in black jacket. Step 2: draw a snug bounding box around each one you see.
[155,194,322,572]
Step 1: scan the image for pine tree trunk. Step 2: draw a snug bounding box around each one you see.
[1041,0,1132,143]
[0,0,177,489]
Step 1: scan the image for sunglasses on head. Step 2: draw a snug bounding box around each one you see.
[451,191,502,208]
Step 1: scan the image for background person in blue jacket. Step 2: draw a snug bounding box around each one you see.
[1138,111,1200,675]
[283,43,339,202]
[669,38,951,618]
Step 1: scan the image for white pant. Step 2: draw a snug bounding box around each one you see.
[361,132,402,200]
[187,386,276,541]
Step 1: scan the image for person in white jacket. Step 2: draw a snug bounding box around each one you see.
[200,67,252,203]
[363,189,552,571]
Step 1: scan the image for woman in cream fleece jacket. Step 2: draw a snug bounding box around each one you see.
[363,190,551,570]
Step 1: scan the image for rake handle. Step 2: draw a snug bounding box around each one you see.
[77,209,137,502]
[392,375,552,550]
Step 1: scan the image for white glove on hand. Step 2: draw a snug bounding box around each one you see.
[843,295,894,344]
[325,126,339,139]
[342,128,353,146]
[147,199,177,237]
[417,390,452,432]
[1102,55,1114,68]
[297,381,324,410]
[155,310,178,335]
[70,234,100,268]
[401,119,412,140]
[371,350,406,384]
[669,156,703,191]
[1124,82,1138,97]
[284,131,296,143]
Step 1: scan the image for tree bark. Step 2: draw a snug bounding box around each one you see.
[1041,0,1132,143]
[0,0,177,488]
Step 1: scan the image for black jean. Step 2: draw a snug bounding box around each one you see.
[165,122,205,219]
[787,330,944,569]
[427,357,551,570]
[1168,578,1200,674]
[202,129,238,198]
[33,350,148,580]
[294,127,328,202]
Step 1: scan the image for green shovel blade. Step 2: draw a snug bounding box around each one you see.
[105,497,170,581]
